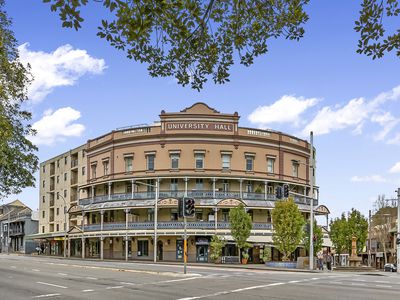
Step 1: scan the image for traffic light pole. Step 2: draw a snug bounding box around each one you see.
[309,131,314,271]
[183,215,187,274]
[397,187,400,274]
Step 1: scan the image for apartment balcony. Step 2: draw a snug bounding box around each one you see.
[81,221,272,232]
[79,190,317,206]
[9,228,24,236]
[71,159,78,168]
[49,216,55,222]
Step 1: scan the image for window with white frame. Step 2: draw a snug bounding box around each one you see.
[245,180,253,193]
[246,156,254,171]
[91,164,97,179]
[103,160,109,176]
[170,178,178,191]
[292,161,299,177]
[170,153,180,169]
[124,156,133,172]
[147,154,155,171]
[222,154,231,170]
[195,153,204,169]
[195,178,204,190]
[222,179,229,192]
[267,157,275,173]
[147,179,155,192]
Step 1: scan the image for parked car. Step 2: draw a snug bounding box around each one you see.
[384,263,397,272]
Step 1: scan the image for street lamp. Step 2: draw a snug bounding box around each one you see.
[47,192,68,258]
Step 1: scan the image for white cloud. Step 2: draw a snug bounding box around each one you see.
[30,107,85,146]
[248,95,319,127]
[18,43,106,102]
[389,162,400,173]
[302,85,400,138]
[350,175,387,183]
[387,133,400,145]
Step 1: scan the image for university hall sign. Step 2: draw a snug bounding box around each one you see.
[166,122,233,132]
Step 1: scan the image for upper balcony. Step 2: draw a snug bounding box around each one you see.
[79,190,317,207]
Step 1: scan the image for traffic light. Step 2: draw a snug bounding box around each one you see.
[183,197,195,217]
[283,184,289,198]
[275,186,283,199]
[178,198,184,218]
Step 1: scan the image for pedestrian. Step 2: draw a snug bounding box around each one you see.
[36,246,41,255]
[327,253,332,271]
[317,251,324,270]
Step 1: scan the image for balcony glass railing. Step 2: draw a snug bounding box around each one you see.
[79,190,317,206]
[81,221,272,232]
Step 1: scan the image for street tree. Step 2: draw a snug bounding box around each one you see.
[0,0,38,199]
[371,195,397,264]
[43,1,399,91]
[209,235,225,263]
[272,198,305,261]
[355,0,400,59]
[229,204,252,260]
[303,219,323,256]
[330,209,368,255]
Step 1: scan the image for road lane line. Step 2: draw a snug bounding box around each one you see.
[86,277,98,280]
[32,269,40,272]
[57,273,67,276]
[374,280,390,283]
[37,282,68,289]
[376,285,392,288]
[11,266,16,268]
[106,286,123,289]
[33,293,61,298]
[351,283,366,286]
[289,280,300,283]
[82,289,94,292]
[177,282,286,300]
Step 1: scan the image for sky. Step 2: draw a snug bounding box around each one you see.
[3,1,400,222]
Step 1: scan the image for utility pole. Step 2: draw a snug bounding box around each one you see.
[153,179,159,263]
[309,131,314,270]
[397,188,400,274]
[368,210,372,267]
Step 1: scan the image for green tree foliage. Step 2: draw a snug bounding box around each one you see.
[355,0,400,59]
[303,220,323,256]
[43,0,309,90]
[0,0,38,198]
[229,204,252,252]
[209,235,225,262]
[330,209,368,255]
[272,198,305,261]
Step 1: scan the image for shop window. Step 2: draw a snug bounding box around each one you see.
[137,240,149,256]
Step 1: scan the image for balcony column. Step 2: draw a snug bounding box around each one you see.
[131,180,135,199]
[239,179,243,200]
[184,177,188,197]
[81,237,85,259]
[212,178,216,201]
[67,236,71,258]
[108,182,112,200]
[214,207,218,231]
[125,208,130,261]
[100,210,104,260]
[264,181,268,200]
[81,211,85,259]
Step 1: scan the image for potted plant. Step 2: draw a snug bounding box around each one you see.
[241,251,250,264]
[262,247,272,263]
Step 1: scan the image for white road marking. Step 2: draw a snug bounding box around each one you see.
[177,282,286,300]
[32,269,40,272]
[82,289,94,292]
[57,273,67,276]
[106,286,123,289]
[351,283,366,286]
[37,282,68,289]
[376,285,392,288]
[86,277,98,280]
[33,293,61,298]
[353,279,366,282]
[289,280,300,284]
[374,280,390,284]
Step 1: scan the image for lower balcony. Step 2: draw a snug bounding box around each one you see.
[81,221,272,232]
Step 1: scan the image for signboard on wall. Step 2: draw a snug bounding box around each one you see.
[166,122,234,132]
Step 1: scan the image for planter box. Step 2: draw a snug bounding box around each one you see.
[265,261,297,269]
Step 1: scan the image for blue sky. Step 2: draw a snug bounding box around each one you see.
[4,1,400,221]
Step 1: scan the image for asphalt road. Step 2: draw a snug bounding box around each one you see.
[0,254,399,299]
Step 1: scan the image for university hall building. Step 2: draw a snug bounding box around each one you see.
[34,103,330,263]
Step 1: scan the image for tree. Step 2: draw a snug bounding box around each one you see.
[272,198,305,261]
[209,235,225,263]
[303,220,323,256]
[330,209,368,255]
[371,195,397,264]
[43,0,309,90]
[355,0,400,59]
[0,0,38,199]
[229,204,252,260]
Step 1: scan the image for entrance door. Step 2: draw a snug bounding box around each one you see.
[196,245,208,262]
[157,241,163,261]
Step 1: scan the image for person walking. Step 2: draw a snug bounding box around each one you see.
[327,253,332,271]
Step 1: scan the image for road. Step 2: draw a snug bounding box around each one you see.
[0,254,399,299]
